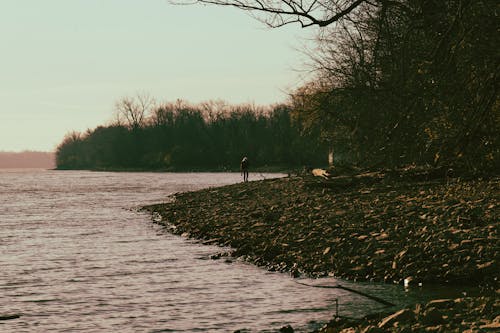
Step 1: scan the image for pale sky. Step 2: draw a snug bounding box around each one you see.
[0,0,316,152]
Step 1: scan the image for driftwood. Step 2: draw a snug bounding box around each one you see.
[307,171,385,188]
[294,281,395,307]
[306,166,454,188]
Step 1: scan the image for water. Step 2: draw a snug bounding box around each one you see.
[0,169,461,332]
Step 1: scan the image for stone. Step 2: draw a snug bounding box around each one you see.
[376,232,389,241]
[476,261,494,270]
[404,276,413,287]
[361,325,384,333]
[480,322,500,331]
[378,308,415,329]
[321,326,336,333]
[397,327,413,333]
[279,324,294,333]
[422,307,444,325]
[414,303,423,316]
[339,328,356,333]
[426,299,455,309]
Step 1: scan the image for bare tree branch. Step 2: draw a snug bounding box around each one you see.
[177,0,371,28]
[115,93,156,130]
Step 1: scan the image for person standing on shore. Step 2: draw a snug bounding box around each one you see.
[240,156,249,182]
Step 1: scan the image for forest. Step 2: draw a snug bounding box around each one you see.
[57,0,498,174]
[285,0,498,174]
[55,100,327,171]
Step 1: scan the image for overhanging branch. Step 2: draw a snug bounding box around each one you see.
[185,0,369,28]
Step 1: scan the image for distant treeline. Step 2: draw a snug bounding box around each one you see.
[56,100,327,171]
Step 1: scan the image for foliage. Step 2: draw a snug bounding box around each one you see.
[290,0,499,173]
[56,100,327,171]
[58,1,499,174]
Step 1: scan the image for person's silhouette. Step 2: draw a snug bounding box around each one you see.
[240,156,249,182]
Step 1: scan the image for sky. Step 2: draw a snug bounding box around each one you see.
[0,0,316,152]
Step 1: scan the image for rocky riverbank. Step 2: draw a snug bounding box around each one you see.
[143,172,499,331]
[317,296,499,332]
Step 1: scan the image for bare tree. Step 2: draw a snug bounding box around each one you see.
[181,0,373,28]
[115,93,156,130]
[151,103,176,128]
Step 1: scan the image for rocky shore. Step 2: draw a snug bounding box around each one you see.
[143,172,499,332]
[319,296,499,332]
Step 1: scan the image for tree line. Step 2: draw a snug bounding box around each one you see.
[192,0,498,175]
[57,1,498,174]
[56,99,327,171]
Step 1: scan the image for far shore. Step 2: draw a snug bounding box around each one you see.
[54,165,294,173]
[143,171,499,332]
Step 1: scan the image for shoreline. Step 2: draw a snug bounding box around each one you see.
[143,174,499,332]
[54,165,294,173]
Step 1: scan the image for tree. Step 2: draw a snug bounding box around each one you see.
[114,93,156,130]
[56,98,327,170]
[56,131,86,169]
[298,0,499,171]
[185,0,370,28]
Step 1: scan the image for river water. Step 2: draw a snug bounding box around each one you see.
[0,169,460,332]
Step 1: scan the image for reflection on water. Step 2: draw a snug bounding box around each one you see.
[0,170,465,332]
